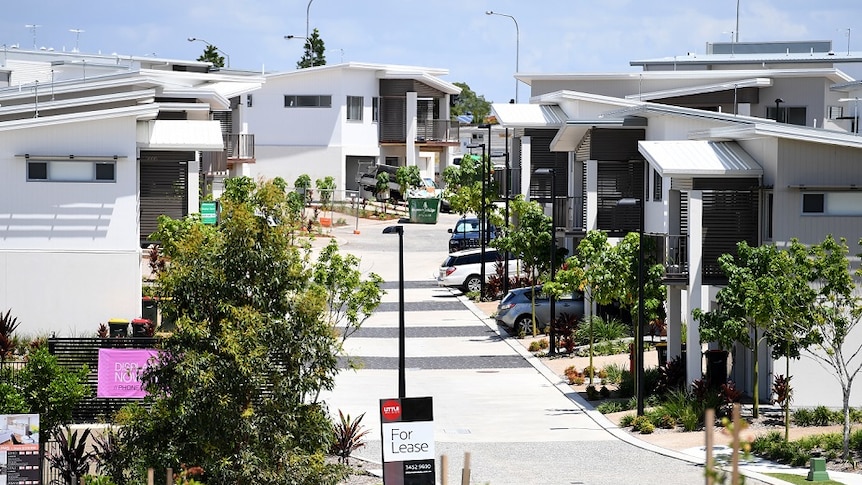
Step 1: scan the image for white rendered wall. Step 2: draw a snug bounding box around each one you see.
[0,117,142,337]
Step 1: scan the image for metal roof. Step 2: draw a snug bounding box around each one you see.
[490,103,567,128]
[639,140,763,178]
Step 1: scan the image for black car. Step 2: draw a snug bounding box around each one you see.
[448,217,497,252]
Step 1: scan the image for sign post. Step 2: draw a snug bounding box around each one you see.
[380,397,435,485]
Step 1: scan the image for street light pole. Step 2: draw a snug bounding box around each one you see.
[383,225,406,398]
[485,11,520,103]
[618,191,646,416]
[187,37,230,68]
[534,168,557,356]
[306,0,315,40]
[284,35,314,66]
[480,141,487,298]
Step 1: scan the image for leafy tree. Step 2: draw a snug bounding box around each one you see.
[119,177,382,484]
[555,230,618,383]
[492,196,552,335]
[196,44,225,68]
[451,82,492,123]
[395,165,422,197]
[806,235,862,458]
[442,154,498,226]
[694,240,817,420]
[297,28,326,69]
[610,232,667,340]
[315,175,336,210]
[375,172,390,212]
[5,345,91,445]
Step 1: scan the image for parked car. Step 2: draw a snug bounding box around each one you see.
[496,285,585,336]
[448,216,497,252]
[437,248,518,293]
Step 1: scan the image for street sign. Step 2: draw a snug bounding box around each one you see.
[380,396,435,485]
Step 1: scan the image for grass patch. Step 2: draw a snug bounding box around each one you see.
[764,473,844,485]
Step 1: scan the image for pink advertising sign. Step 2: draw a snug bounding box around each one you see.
[97,348,159,398]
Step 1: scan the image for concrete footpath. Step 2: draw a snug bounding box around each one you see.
[314,215,860,485]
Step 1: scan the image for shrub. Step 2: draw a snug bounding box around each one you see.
[331,410,371,465]
[657,414,676,429]
[596,401,625,414]
[528,341,541,352]
[602,363,625,385]
[638,421,655,434]
[656,356,686,396]
[538,338,549,350]
[619,413,636,427]
[599,386,611,398]
[811,405,840,426]
[572,375,585,386]
[586,385,600,400]
[553,313,580,353]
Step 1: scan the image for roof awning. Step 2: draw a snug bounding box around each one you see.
[639,140,763,177]
[550,119,627,152]
[625,77,773,101]
[490,103,567,128]
[137,120,224,151]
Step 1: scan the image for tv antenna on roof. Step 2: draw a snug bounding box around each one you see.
[25,24,41,50]
[69,29,84,52]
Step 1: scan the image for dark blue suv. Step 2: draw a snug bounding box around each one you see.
[448,217,497,252]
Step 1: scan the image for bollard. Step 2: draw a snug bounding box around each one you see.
[807,457,829,481]
[440,454,448,485]
[461,451,471,485]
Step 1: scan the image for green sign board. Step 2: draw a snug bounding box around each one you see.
[201,201,218,225]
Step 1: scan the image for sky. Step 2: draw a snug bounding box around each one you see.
[2,0,860,104]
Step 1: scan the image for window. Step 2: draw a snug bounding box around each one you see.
[347,96,363,121]
[767,106,807,126]
[283,95,332,108]
[27,160,116,182]
[762,191,773,240]
[802,193,825,214]
[802,192,862,216]
[372,97,379,122]
[652,169,663,201]
[246,94,253,108]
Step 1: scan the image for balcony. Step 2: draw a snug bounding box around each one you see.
[225,133,255,161]
[529,195,586,234]
[200,133,255,174]
[379,119,459,144]
[646,234,688,283]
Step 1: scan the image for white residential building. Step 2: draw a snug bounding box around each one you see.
[239,62,461,198]
[0,49,262,337]
[493,40,862,408]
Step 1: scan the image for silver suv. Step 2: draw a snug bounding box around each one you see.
[437,248,518,293]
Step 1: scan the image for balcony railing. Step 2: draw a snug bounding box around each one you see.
[528,195,586,233]
[646,233,688,282]
[225,133,254,160]
[379,119,459,144]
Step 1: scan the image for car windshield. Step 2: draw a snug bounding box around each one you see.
[453,220,480,233]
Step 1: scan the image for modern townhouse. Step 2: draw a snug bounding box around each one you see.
[239,62,461,198]
[0,48,262,336]
[492,40,862,407]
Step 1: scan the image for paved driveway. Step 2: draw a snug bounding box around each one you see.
[317,214,761,485]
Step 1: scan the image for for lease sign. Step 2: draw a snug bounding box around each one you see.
[380,397,435,485]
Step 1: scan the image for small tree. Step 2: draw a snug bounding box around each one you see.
[315,175,336,210]
[375,172,390,213]
[395,165,422,197]
[297,28,326,68]
[805,235,862,458]
[196,44,225,68]
[0,308,21,364]
[492,196,551,335]
[555,230,617,383]
[294,174,313,207]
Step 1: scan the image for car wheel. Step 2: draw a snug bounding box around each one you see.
[514,315,533,336]
[463,275,482,293]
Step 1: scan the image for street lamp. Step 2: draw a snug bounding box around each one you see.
[485,11,520,103]
[383,225,406,398]
[187,37,230,68]
[306,0,315,40]
[533,168,557,356]
[774,98,785,123]
[284,35,314,66]
[618,195,646,416]
[467,140,489,296]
